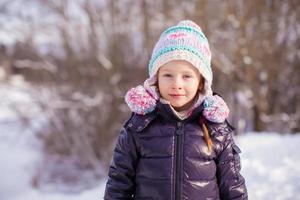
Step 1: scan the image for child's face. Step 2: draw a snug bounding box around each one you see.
[158,60,202,112]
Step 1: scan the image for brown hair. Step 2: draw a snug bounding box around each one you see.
[197,76,212,151]
[198,75,205,93]
[199,117,213,152]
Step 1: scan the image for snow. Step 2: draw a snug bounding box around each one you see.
[0,121,106,200]
[1,81,300,200]
[0,81,106,200]
[236,133,300,200]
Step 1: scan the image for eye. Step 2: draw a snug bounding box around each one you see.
[163,73,172,78]
[183,74,193,79]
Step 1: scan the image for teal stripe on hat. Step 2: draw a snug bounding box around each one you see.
[148,45,212,76]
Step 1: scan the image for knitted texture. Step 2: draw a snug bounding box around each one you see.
[125,85,156,115]
[148,20,212,86]
[202,95,230,123]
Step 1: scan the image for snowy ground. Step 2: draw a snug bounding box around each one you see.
[1,81,300,200]
[0,81,106,200]
[1,132,300,200]
[236,133,300,200]
[0,119,106,200]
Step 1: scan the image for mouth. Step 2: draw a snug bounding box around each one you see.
[169,94,185,97]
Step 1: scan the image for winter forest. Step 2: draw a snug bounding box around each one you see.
[0,0,299,199]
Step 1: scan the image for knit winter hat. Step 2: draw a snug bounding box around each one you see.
[148,20,212,86]
[125,20,230,123]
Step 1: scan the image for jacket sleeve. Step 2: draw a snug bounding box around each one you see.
[216,130,248,200]
[104,127,138,200]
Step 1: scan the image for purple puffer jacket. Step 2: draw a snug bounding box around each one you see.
[104,102,248,200]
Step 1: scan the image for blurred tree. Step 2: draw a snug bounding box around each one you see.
[2,0,299,189]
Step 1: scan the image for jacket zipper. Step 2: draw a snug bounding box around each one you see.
[175,121,184,200]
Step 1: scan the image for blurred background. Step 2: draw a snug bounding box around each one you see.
[0,0,299,199]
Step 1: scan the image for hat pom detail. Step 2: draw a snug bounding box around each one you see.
[202,95,230,123]
[125,85,157,115]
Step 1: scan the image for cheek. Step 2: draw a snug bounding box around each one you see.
[188,80,201,92]
[158,77,169,87]
[157,78,167,92]
[157,78,163,89]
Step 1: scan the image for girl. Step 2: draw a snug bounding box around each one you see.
[104,20,248,200]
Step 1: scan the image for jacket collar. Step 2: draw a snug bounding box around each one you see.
[124,102,204,133]
[156,101,204,124]
[124,105,234,136]
[124,89,233,135]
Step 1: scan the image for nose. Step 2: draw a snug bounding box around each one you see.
[172,77,183,90]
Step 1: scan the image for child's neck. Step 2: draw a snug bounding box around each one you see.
[159,96,199,120]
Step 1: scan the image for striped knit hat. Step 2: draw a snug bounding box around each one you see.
[148,20,212,87]
[125,20,229,122]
